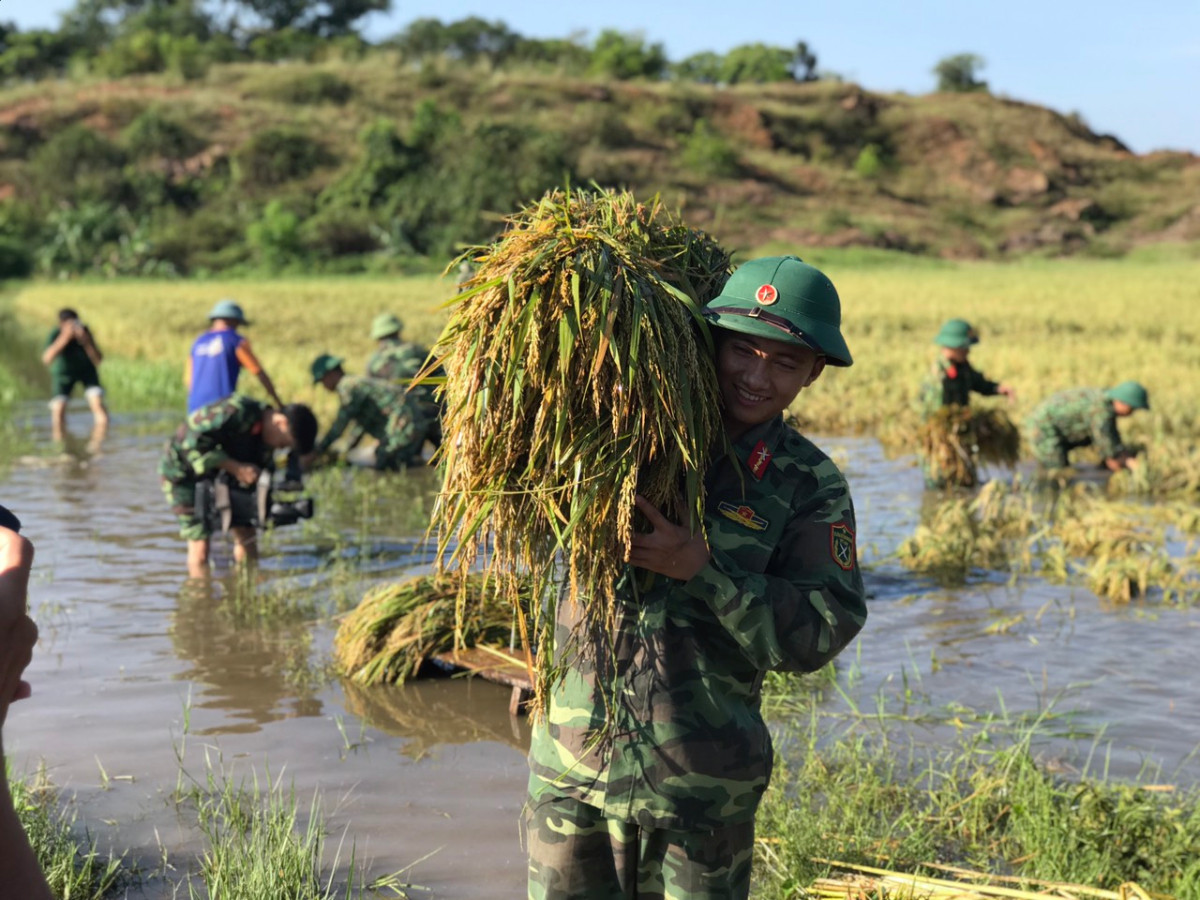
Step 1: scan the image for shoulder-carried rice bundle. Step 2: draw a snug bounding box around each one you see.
[920,406,1020,487]
[428,187,731,708]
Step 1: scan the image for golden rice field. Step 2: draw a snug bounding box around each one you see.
[8,257,1200,447]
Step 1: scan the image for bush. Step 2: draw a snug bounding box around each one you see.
[0,237,33,279]
[234,129,332,188]
[854,143,886,179]
[301,207,379,257]
[248,28,322,62]
[248,70,355,105]
[680,121,739,177]
[247,200,304,270]
[123,107,206,159]
[30,125,127,204]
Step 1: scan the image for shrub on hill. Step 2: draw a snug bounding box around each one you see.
[123,107,206,159]
[30,125,128,205]
[0,237,33,280]
[245,69,355,104]
[234,129,333,188]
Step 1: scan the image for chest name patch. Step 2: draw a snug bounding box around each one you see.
[747,440,772,480]
[718,501,768,532]
[830,522,856,570]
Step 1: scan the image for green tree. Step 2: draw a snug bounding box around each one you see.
[0,27,77,79]
[589,30,666,80]
[390,17,520,66]
[719,43,794,84]
[239,0,390,36]
[934,53,988,93]
[673,51,722,83]
[793,40,818,82]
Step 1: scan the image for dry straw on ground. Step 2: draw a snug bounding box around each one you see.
[808,859,1165,900]
[428,187,731,708]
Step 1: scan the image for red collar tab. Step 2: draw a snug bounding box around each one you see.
[252,421,263,436]
[747,440,772,480]
[945,364,958,379]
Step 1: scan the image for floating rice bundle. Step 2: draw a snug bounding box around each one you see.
[332,573,525,686]
[809,859,1164,900]
[920,406,1020,488]
[430,187,730,707]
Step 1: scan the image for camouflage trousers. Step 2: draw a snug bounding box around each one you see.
[373,411,426,470]
[524,789,753,900]
[1025,424,1071,468]
[161,478,208,541]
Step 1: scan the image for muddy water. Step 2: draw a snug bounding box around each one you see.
[3,412,1199,897]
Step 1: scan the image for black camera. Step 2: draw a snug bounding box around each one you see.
[194,453,314,534]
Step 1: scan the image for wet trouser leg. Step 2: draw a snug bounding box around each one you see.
[524,790,753,900]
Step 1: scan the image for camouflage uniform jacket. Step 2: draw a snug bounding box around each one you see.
[366,339,428,382]
[1026,388,1124,458]
[158,394,272,484]
[315,375,415,454]
[528,414,868,831]
[919,357,999,416]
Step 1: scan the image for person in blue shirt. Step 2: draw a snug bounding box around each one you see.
[185,299,283,414]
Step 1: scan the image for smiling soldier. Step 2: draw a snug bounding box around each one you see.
[525,255,868,899]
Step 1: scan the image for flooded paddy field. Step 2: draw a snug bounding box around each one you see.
[3,408,1199,896]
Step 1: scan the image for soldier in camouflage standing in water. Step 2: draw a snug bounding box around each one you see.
[525,257,868,899]
[917,318,1015,488]
[159,395,318,578]
[1025,381,1148,472]
[365,313,443,449]
[311,354,427,470]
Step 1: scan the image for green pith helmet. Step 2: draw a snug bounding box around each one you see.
[208,298,249,325]
[933,318,979,349]
[370,312,404,340]
[702,256,852,366]
[310,353,344,383]
[1105,380,1150,411]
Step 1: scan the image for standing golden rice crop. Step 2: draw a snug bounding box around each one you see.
[428,187,731,707]
[920,406,1021,487]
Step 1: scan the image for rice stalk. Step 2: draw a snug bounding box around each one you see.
[332,573,523,686]
[425,187,730,710]
[807,859,1167,900]
[920,406,1020,488]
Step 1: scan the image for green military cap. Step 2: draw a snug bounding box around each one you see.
[703,255,852,366]
[933,318,979,349]
[310,353,344,383]
[208,298,249,325]
[370,313,404,341]
[1105,380,1150,411]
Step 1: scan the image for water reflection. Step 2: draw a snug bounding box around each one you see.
[170,577,323,734]
[341,677,530,758]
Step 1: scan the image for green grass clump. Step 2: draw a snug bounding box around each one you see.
[754,694,1200,899]
[183,761,417,899]
[431,187,730,708]
[8,766,126,898]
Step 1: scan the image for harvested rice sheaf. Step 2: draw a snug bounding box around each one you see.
[429,187,731,708]
[333,573,523,686]
[920,406,1020,488]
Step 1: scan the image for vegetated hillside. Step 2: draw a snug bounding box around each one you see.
[1,54,1198,277]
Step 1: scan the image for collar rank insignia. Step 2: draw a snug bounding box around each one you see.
[719,501,768,532]
[830,522,855,570]
[748,440,772,480]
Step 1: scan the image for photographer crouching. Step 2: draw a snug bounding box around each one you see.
[159,394,318,578]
